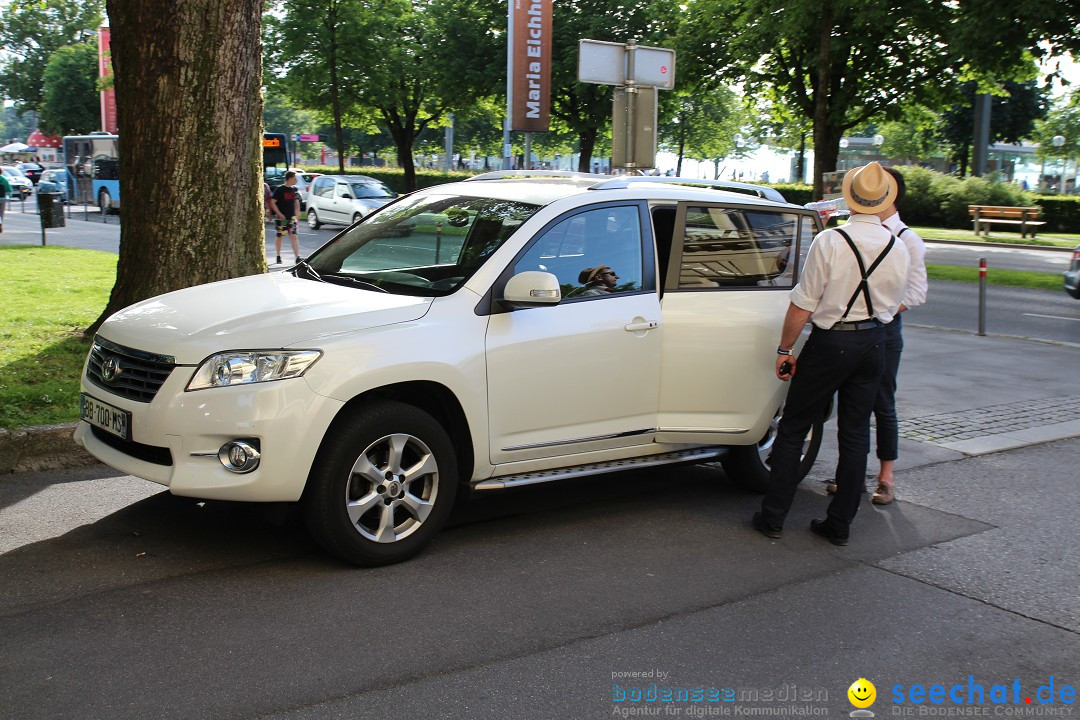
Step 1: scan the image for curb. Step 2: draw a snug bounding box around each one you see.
[921,236,1075,252]
[0,423,98,475]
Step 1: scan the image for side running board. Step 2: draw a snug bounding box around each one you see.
[473,447,728,491]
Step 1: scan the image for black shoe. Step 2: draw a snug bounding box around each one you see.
[752,512,782,539]
[275,255,282,265]
[810,519,848,546]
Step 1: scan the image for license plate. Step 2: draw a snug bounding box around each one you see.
[80,393,131,441]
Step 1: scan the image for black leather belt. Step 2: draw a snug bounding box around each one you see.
[828,319,883,331]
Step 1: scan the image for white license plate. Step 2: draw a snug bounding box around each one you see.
[80,393,130,441]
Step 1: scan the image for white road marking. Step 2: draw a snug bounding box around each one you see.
[1023,313,1080,322]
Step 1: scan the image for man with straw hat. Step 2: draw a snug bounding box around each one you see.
[752,162,910,546]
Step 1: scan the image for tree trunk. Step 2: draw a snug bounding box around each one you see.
[577,128,597,173]
[811,3,833,200]
[90,0,264,335]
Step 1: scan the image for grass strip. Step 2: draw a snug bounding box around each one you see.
[0,245,116,429]
[926,263,1064,292]
[911,226,1078,248]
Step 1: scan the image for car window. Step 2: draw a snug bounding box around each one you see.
[514,205,645,300]
[349,181,394,199]
[335,182,352,198]
[307,193,539,297]
[312,177,333,198]
[672,206,803,290]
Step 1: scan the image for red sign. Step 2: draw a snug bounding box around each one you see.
[511,0,552,132]
[297,134,321,142]
[98,26,118,133]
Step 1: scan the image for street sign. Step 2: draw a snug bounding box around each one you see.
[578,39,676,89]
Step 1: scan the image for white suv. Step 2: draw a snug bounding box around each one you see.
[75,171,824,566]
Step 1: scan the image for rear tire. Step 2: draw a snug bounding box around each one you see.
[302,400,458,566]
[720,405,824,493]
[98,189,112,215]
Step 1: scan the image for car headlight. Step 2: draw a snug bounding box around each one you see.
[186,350,322,391]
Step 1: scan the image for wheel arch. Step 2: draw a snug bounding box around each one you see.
[314,380,476,491]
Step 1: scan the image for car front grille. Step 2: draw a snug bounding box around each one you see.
[90,426,173,466]
[86,337,176,403]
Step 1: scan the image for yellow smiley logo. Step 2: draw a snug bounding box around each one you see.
[848,678,877,708]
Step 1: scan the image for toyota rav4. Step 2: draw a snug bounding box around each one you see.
[75,171,825,566]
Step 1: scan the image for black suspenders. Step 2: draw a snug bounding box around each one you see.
[834,227,896,321]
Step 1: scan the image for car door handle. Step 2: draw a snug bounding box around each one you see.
[625,320,659,332]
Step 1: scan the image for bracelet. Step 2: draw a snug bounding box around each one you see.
[776,346,793,356]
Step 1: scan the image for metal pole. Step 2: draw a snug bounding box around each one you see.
[978,258,987,336]
[624,40,638,169]
[524,131,531,169]
[444,113,455,172]
[503,0,513,171]
[972,93,991,177]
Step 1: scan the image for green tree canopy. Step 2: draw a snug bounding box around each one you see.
[0,0,103,114]
[39,43,100,135]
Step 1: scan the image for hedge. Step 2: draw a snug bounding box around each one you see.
[1030,195,1080,233]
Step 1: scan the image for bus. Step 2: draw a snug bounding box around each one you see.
[62,133,120,212]
[263,132,289,168]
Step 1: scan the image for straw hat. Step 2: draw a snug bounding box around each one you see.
[841,162,897,214]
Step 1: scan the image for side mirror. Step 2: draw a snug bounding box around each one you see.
[342,193,353,199]
[501,271,562,308]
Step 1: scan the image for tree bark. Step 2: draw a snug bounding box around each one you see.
[577,128,597,173]
[811,2,833,200]
[90,0,265,335]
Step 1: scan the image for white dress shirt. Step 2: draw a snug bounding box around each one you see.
[790,214,911,329]
[882,212,928,309]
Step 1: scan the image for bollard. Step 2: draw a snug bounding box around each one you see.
[435,221,443,264]
[977,258,987,336]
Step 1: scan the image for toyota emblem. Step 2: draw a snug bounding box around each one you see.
[101,356,121,383]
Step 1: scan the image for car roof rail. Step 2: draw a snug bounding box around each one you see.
[588,176,788,203]
[464,169,609,182]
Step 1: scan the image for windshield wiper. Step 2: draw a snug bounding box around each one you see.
[292,259,324,282]
[320,273,389,293]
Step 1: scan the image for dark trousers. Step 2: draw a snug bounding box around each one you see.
[759,325,886,536]
[874,315,904,461]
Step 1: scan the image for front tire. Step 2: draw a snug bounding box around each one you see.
[98,189,112,215]
[720,404,823,493]
[302,400,458,566]
[307,207,321,229]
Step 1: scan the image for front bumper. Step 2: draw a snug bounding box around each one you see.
[75,366,344,502]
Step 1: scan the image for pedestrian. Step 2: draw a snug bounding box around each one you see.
[0,170,12,233]
[263,182,273,223]
[270,171,302,265]
[826,167,927,505]
[752,161,910,546]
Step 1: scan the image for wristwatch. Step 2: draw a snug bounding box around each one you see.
[776,346,793,356]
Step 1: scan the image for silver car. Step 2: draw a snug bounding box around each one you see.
[306,175,397,229]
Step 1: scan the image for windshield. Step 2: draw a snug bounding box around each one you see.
[349,181,395,199]
[3,167,27,178]
[305,192,540,296]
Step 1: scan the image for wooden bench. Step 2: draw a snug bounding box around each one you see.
[968,205,1046,238]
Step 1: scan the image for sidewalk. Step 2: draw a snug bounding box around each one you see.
[2,322,1078,476]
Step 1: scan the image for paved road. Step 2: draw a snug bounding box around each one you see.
[1,436,1077,719]
[924,240,1074,274]
[916,280,1080,345]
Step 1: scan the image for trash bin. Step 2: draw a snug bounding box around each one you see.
[38,192,65,229]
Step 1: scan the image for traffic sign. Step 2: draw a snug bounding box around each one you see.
[578,39,676,89]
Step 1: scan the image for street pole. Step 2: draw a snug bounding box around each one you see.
[978,258,987,336]
[624,40,638,171]
[503,0,513,171]
[444,113,455,172]
[972,93,991,177]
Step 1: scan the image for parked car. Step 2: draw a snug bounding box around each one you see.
[75,171,825,566]
[306,175,397,229]
[18,162,44,185]
[1,166,33,200]
[37,169,69,203]
[1064,245,1080,299]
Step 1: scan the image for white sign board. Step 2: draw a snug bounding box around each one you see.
[578,39,676,90]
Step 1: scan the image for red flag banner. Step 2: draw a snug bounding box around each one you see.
[98,26,118,133]
[511,0,552,132]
